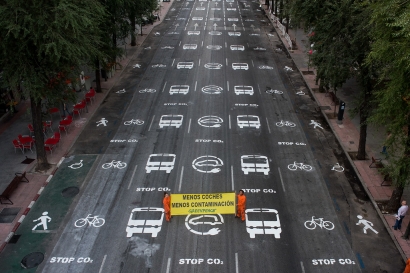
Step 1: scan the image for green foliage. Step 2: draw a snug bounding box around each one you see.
[367,0,410,186]
[0,0,107,103]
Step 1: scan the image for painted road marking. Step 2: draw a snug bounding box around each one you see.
[178,166,184,192]
[98,255,107,273]
[128,165,138,190]
[231,165,234,191]
[278,167,285,192]
[266,118,271,133]
[148,115,155,131]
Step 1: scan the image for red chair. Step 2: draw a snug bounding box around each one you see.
[13,139,24,154]
[52,132,61,146]
[48,107,61,119]
[28,124,34,136]
[43,120,53,133]
[44,144,54,154]
[73,108,81,119]
[85,89,96,104]
[59,124,68,135]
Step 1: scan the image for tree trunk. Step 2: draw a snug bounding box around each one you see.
[279,0,283,22]
[285,14,289,33]
[386,185,404,212]
[271,0,274,14]
[130,15,136,46]
[265,0,268,5]
[30,97,50,172]
[95,59,102,93]
[356,112,367,160]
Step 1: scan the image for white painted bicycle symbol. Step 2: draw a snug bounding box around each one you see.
[284,66,293,72]
[69,160,83,169]
[287,162,313,171]
[102,160,127,169]
[75,214,105,228]
[139,88,156,93]
[266,89,283,95]
[116,89,126,94]
[304,216,334,230]
[258,65,274,70]
[124,119,144,125]
[276,120,296,127]
[331,163,344,172]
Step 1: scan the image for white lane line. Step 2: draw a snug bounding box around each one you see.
[204,26,206,30]
[179,41,181,46]
[257,84,261,94]
[225,42,227,48]
[195,81,197,92]
[128,165,138,190]
[265,117,271,134]
[199,59,201,66]
[178,166,184,192]
[278,167,286,192]
[202,41,204,47]
[300,261,305,273]
[148,115,155,131]
[235,253,239,273]
[98,255,107,273]
[251,59,254,67]
[166,258,172,273]
[226,58,228,66]
[172,58,175,67]
[188,118,192,133]
[162,81,167,93]
[231,165,235,191]
[227,81,229,92]
[229,115,232,129]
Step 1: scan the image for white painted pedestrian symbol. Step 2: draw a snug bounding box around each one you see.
[185,214,224,235]
[304,216,335,230]
[276,120,296,127]
[96,118,108,127]
[268,33,275,37]
[144,46,151,50]
[245,208,281,238]
[75,214,105,228]
[124,119,144,125]
[133,64,141,68]
[296,90,306,95]
[102,160,127,169]
[287,162,313,171]
[332,163,344,172]
[284,66,293,72]
[32,212,51,231]
[154,32,160,36]
[192,155,223,173]
[309,120,323,129]
[126,208,164,237]
[356,215,378,234]
[69,160,83,169]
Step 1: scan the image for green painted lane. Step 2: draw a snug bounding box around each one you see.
[0,155,97,272]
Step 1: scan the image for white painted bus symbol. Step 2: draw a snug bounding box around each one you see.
[145,154,176,173]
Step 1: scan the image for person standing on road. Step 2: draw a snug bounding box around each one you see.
[235,190,246,222]
[393,200,408,230]
[163,192,171,222]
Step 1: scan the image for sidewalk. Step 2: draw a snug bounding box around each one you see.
[259,3,410,261]
[0,0,175,253]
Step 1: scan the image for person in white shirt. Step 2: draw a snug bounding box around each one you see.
[393,200,408,230]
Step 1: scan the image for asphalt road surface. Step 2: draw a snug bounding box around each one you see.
[36,0,402,272]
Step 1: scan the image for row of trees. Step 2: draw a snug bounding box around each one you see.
[266,0,410,210]
[0,0,157,171]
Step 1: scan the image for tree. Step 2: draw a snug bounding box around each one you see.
[0,0,106,171]
[290,0,375,160]
[367,0,410,211]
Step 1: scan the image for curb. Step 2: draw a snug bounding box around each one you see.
[260,5,407,262]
